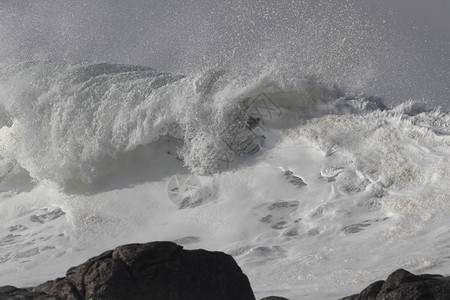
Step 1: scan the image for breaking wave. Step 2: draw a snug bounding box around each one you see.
[0,60,392,185]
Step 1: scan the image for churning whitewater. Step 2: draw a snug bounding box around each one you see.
[1,60,450,299]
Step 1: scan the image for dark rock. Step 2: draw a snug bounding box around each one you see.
[65,249,113,297]
[34,278,80,300]
[260,296,290,300]
[0,285,60,299]
[0,241,255,300]
[341,268,450,300]
[358,280,385,299]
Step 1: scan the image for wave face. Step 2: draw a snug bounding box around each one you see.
[0,61,185,183]
[0,60,386,185]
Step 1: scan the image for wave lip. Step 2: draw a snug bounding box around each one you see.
[0,61,189,184]
[0,61,391,185]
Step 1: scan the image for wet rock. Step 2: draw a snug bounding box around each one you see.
[358,280,385,299]
[341,269,450,300]
[0,285,59,299]
[0,241,255,300]
[284,170,307,187]
[30,208,66,224]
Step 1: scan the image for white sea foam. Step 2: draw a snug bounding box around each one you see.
[0,61,450,299]
[0,61,374,184]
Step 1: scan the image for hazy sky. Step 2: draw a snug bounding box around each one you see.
[1,0,448,65]
[365,0,450,48]
[377,0,449,41]
[362,0,449,106]
[0,0,448,106]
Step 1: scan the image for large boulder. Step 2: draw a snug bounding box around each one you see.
[0,241,255,300]
[341,268,450,300]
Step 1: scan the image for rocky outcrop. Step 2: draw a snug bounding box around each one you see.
[341,268,450,300]
[0,241,255,300]
[10,243,449,300]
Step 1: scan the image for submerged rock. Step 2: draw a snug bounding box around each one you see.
[0,241,255,300]
[341,268,450,300]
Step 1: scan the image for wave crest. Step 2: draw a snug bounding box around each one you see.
[0,61,387,184]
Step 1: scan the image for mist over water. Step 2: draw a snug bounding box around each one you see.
[1,0,448,106]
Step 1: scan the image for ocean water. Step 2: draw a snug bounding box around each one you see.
[0,1,449,299]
